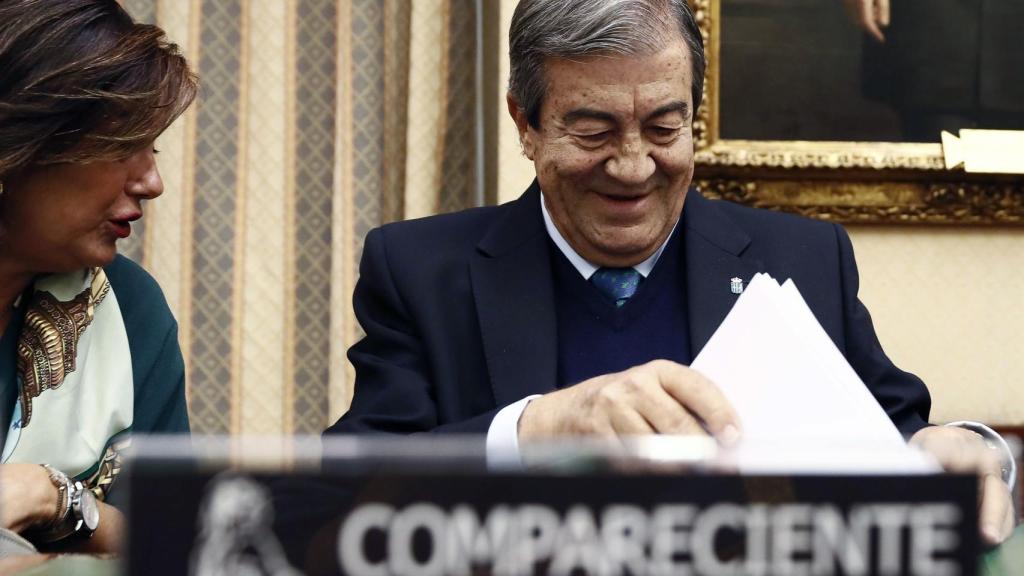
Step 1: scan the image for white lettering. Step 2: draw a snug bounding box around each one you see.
[771,505,813,575]
[509,504,560,574]
[909,504,959,576]
[744,505,770,576]
[811,505,868,576]
[650,504,696,576]
[333,500,965,576]
[602,505,649,576]
[390,503,447,576]
[551,506,605,575]
[445,505,512,575]
[869,505,911,576]
[338,503,394,576]
[692,503,746,576]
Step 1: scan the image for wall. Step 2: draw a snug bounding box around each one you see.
[849,227,1024,424]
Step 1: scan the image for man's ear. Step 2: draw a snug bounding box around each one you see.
[506,92,536,161]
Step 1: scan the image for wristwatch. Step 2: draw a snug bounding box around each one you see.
[33,465,100,543]
[946,421,1018,490]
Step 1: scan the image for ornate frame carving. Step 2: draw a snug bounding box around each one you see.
[689,0,1024,225]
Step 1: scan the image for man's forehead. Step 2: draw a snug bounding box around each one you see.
[542,44,691,90]
[541,44,693,118]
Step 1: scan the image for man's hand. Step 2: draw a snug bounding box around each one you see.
[0,464,59,533]
[910,426,1015,546]
[519,359,741,445]
[842,0,890,43]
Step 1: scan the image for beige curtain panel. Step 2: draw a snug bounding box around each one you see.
[117,0,480,435]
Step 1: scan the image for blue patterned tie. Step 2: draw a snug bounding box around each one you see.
[591,267,642,307]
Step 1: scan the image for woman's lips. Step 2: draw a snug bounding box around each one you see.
[109,212,142,239]
[110,220,132,238]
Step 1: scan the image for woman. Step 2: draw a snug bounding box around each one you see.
[0,0,197,552]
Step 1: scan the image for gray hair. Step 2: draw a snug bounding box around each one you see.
[508,0,706,128]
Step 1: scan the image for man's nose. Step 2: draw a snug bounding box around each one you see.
[604,136,655,185]
[127,149,164,199]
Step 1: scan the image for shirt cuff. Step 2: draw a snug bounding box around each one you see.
[486,395,543,471]
[945,420,1017,491]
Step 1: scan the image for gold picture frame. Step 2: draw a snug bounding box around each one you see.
[690,0,1024,225]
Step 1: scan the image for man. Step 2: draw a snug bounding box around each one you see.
[327,0,1015,544]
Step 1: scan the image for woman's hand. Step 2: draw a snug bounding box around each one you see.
[0,464,59,533]
[0,463,125,553]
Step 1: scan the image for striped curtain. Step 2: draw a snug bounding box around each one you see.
[117,0,481,435]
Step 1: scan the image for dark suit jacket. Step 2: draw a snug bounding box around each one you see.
[326,183,931,438]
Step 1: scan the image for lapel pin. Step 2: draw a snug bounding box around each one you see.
[730,277,744,294]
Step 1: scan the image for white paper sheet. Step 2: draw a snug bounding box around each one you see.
[690,274,936,473]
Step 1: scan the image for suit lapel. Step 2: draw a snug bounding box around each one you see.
[683,191,764,358]
[471,182,559,406]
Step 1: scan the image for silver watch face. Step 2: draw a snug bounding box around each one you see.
[78,489,100,532]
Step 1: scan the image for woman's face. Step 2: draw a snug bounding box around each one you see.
[1,146,163,273]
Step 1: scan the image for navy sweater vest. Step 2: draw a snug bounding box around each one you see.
[551,225,692,388]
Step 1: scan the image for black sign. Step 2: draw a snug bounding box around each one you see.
[130,469,976,576]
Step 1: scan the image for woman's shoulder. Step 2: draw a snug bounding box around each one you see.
[103,255,176,335]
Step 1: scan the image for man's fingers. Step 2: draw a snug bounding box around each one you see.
[863,16,885,43]
[910,426,1015,546]
[843,0,885,42]
[648,361,741,445]
[979,474,1014,545]
[876,0,890,27]
[608,408,656,436]
[541,361,738,443]
[630,384,707,436]
[593,421,621,441]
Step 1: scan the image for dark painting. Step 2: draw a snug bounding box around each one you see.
[719,0,1024,143]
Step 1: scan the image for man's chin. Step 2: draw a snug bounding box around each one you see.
[583,237,663,268]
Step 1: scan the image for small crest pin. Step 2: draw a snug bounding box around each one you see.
[730,277,744,294]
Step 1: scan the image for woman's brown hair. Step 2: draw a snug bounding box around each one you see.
[0,0,198,179]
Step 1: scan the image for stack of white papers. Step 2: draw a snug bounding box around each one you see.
[691,273,938,474]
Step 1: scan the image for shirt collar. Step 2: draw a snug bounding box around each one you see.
[540,191,677,281]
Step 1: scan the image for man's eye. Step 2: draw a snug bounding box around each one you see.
[575,132,609,146]
[648,126,680,142]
